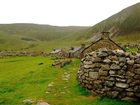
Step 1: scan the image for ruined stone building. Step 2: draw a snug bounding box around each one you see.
[50,49,67,57]
[77,49,140,102]
[68,44,85,58]
[81,32,123,58]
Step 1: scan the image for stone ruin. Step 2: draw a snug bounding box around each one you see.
[77,48,140,102]
[52,59,72,68]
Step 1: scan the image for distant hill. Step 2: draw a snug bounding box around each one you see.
[0,23,89,51]
[0,23,89,41]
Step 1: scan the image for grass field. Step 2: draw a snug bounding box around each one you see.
[0,56,139,105]
[113,32,140,44]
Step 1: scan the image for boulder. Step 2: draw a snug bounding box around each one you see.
[99,69,108,76]
[133,64,140,69]
[103,59,111,64]
[37,102,50,105]
[105,81,114,87]
[116,78,126,82]
[110,64,121,70]
[127,60,134,65]
[122,97,138,102]
[126,92,134,97]
[97,52,108,58]
[116,49,125,56]
[135,93,140,97]
[119,57,126,63]
[109,70,116,75]
[116,82,129,88]
[83,64,94,69]
[89,72,98,79]
[83,61,92,65]
[101,64,110,70]
[126,71,135,77]
[110,91,119,98]
[23,99,33,104]
[84,63,101,69]
[134,69,140,74]
[134,86,140,92]
[92,57,102,62]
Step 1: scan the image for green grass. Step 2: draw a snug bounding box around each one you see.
[113,32,140,44]
[0,57,139,105]
[125,47,138,52]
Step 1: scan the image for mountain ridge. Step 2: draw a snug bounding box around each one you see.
[85,3,140,37]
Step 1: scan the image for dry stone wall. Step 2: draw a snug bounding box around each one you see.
[77,48,140,101]
[0,51,48,57]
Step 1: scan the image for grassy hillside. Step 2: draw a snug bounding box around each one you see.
[81,3,140,42]
[0,24,89,41]
[0,24,89,51]
[0,56,139,105]
[113,32,140,44]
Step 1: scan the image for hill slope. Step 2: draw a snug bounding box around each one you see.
[83,3,140,43]
[0,24,89,51]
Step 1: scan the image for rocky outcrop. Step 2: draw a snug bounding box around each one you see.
[77,48,140,101]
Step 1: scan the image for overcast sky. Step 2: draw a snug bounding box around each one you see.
[0,0,139,26]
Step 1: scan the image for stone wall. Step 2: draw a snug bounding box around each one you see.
[0,51,48,57]
[77,48,140,101]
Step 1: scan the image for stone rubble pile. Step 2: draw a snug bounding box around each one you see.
[52,59,72,68]
[77,48,140,101]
